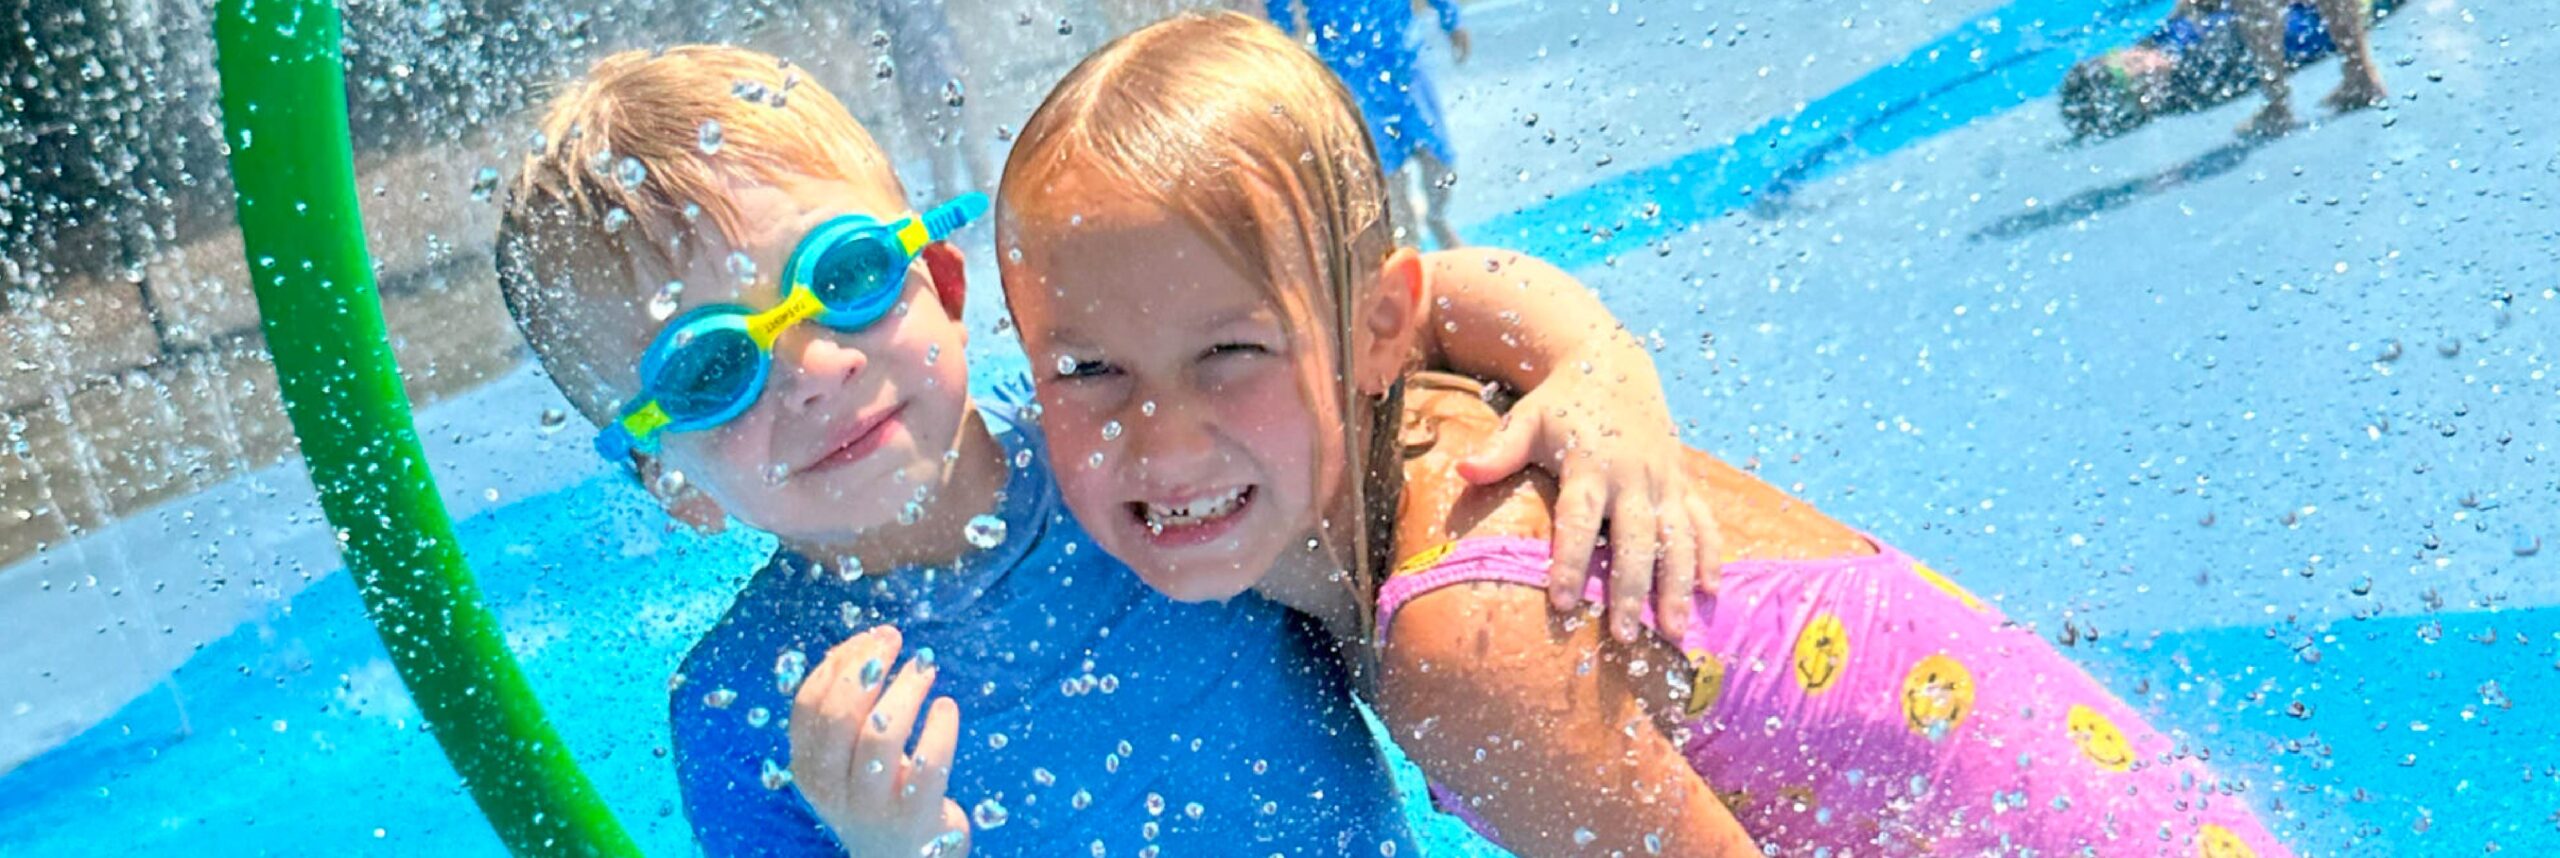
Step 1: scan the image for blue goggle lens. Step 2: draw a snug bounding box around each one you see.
[648,325,765,425]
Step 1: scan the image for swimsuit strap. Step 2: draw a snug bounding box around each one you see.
[1375,536,1556,637]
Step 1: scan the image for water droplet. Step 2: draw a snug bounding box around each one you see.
[762,462,791,486]
[900,501,925,525]
[1097,674,1118,694]
[538,408,570,433]
[760,758,793,789]
[1087,451,1105,469]
[1071,789,1092,810]
[616,157,648,191]
[2437,337,2462,357]
[1013,449,1035,469]
[1101,421,1123,441]
[681,202,703,223]
[874,56,897,80]
[703,687,737,708]
[728,251,758,284]
[965,514,1009,549]
[943,79,967,108]
[973,797,1010,828]
[2378,339,2403,361]
[1573,828,1596,846]
[2516,530,2542,557]
[1057,16,1075,34]
[925,343,941,366]
[774,649,808,693]
[1140,400,1156,417]
[602,207,632,234]
[654,469,688,496]
[838,555,866,582]
[649,281,685,320]
[745,706,770,727]
[697,120,724,155]
[470,167,501,202]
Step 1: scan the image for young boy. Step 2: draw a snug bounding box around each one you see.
[497,45,1710,856]
[2061,0,2393,140]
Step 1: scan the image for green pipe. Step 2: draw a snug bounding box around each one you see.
[211,0,640,854]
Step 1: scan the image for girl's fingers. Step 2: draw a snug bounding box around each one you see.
[1606,497,1659,643]
[1689,493,1726,600]
[1548,478,1605,611]
[1656,500,1699,641]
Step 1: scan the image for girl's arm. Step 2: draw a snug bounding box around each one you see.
[1414,247,1718,644]
[1374,383,1756,855]
[1375,582,1754,856]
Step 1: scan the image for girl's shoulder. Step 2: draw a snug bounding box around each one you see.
[1392,372,1556,576]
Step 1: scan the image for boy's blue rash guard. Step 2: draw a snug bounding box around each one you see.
[668,385,1415,856]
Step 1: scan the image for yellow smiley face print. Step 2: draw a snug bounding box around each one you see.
[2196,824,2256,858]
[1792,613,1851,694]
[1684,650,1727,718]
[2067,703,2135,772]
[1901,653,1975,738]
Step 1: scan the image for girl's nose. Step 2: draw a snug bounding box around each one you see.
[1126,394,1221,485]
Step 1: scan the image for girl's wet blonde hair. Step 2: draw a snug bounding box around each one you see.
[1000,11,1405,638]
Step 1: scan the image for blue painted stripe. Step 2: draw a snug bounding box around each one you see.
[1472,0,2173,269]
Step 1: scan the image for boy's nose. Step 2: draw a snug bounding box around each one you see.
[777,332,868,411]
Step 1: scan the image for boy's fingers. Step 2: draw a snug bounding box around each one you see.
[906,697,961,811]
[1547,479,1603,610]
[852,654,938,807]
[1606,498,1658,643]
[1456,413,1539,485]
[935,802,974,857]
[790,629,892,798]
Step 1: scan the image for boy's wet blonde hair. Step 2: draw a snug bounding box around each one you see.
[1000,11,1404,636]
[496,44,903,422]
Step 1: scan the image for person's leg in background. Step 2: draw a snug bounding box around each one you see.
[1413,150,1459,249]
[2231,0,2300,136]
[2310,0,2386,110]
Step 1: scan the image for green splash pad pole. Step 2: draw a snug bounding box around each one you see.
[211,0,639,854]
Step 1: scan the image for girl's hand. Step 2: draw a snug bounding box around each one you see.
[789,625,971,858]
[1456,360,1720,644]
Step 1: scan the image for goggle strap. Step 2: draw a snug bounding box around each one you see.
[895,218,932,258]
[919,192,991,244]
[620,400,673,445]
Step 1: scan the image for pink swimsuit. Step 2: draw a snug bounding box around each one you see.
[1377,535,2289,857]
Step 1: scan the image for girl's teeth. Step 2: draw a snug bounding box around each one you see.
[1143,487,1248,529]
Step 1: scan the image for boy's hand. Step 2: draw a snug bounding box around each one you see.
[1456,355,1720,644]
[789,625,971,858]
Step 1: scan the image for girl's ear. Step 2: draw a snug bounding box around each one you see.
[1354,247,1430,396]
[921,241,969,321]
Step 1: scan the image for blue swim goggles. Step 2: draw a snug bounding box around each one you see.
[595,192,988,460]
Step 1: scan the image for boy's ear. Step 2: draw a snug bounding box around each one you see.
[638,454,730,535]
[1355,247,1430,396]
[921,242,968,320]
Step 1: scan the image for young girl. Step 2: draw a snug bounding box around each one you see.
[998,12,2296,856]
